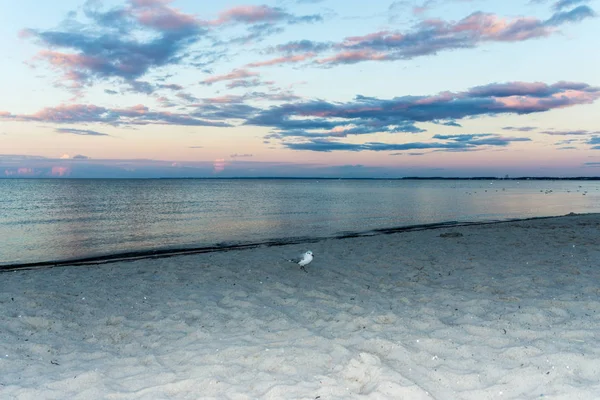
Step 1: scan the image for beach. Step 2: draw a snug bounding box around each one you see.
[1,213,600,399]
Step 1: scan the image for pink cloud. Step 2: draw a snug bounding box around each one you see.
[413,6,428,15]
[448,13,554,41]
[51,166,71,177]
[4,168,37,176]
[34,50,140,88]
[22,0,204,90]
[18,168,35,175]
[123,104,150,115]
[203,95,246,104]
[38,50,103,71]
[315,50,389,65]
[208,5,288,25]
[156,96,175,107]
[246,53,316,68]
[414,91,456,105]
[213,158,226,173]
[226,78,264,89]
[310,9,589,66]
[29,104,107,122]
[18,29,34,39]
[495,90,600,111]
[133,2,199,31]
[201,69,259,85]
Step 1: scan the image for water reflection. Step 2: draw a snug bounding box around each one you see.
[1,179,600,265]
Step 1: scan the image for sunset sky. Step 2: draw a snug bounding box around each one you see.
[1,0,599,178]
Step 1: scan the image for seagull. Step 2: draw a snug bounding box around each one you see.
[288,250,313,273]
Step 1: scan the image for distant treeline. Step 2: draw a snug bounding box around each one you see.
[398,177,600,181]
[158,176,600,181]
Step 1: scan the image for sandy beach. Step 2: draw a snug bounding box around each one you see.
[1,213,600,399]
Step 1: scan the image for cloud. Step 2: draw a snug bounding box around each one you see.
[247,91,302,102]
[269,40,332,54]
[156,96,177,108]
[282,134,531,152]
[158,83,184,91]
[312,7,595,65]
[199,90,300,107]
[55,127,110,136]
[22,0,206,89]
[201,69,259,85]
[434,134,532,146]
[541,129,600,135]
[192,102,260,120]
[245,81,600,144]
[199,4,324,46]
[189,89,306,121]
[315,50,390,65]
[546,5,595,25]
[128,80,156,94]
[1,103,231,127]
[202,5,322,45]
[201,95,246,104]
[246,53,317,68]
[224,23,285,45]
[389,0,437,17]
[502,126,538,131]
[2,154,416,178]
[434,120,462,127]
[230,153,253,158]
[553,0,590,11]
[175,92,199,103]
[207,5,322,25]
[226,78,266,89]
[587,136,600,147]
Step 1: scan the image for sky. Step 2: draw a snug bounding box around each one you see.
[1,0,599,178]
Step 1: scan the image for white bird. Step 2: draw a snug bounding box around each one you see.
[288,250,314,272]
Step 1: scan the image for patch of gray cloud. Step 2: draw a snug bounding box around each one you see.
[281,134,531,152]
[541,129,599,135]
[4,104,232,128]
[502,126,538,132]
[245,81,599,148]
[55,127,109,136]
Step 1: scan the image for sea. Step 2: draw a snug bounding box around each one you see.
[1,178,599,267]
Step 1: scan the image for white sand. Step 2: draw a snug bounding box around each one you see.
[2,214,600,399]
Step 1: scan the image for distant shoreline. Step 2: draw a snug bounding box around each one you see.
[2,176,600,180]
[0,213,582,272]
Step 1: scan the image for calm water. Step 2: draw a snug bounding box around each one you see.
[1,179,599,266]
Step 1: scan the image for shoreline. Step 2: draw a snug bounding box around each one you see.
[2,212,600,398]
[0,213,579,272]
